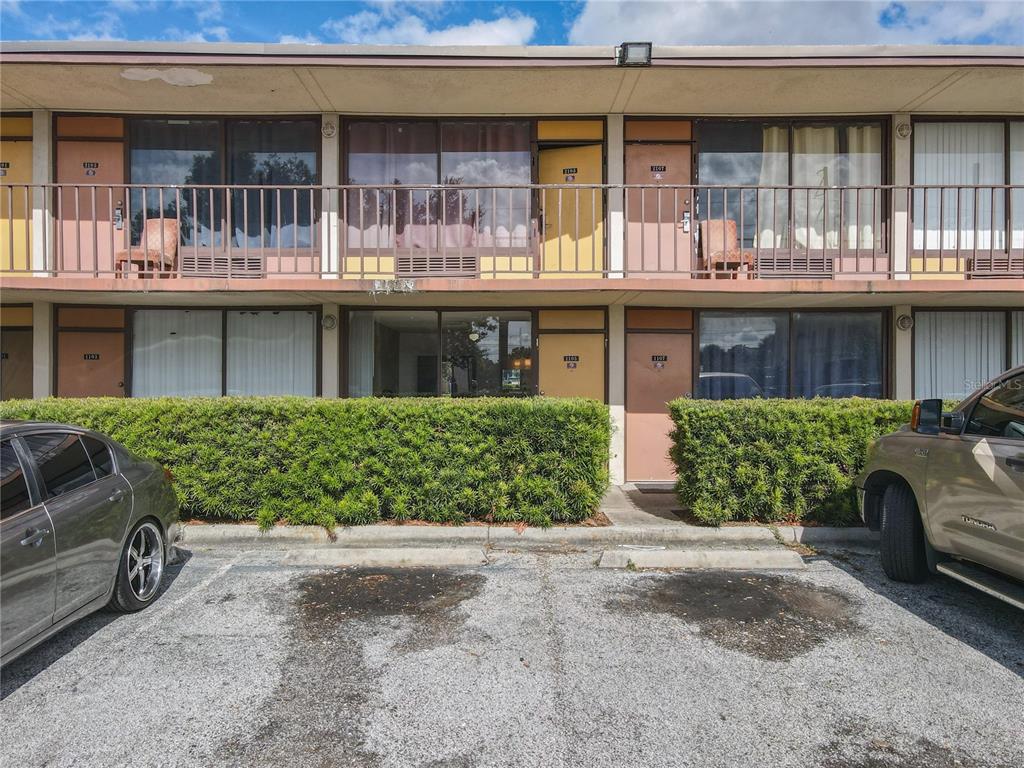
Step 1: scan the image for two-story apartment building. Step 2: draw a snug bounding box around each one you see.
[1,41,1022,484]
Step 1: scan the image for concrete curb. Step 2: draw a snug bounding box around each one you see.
[598,548,806,570]
[279,547,489,567]
[772,526,879,545]
[179,522,779,550]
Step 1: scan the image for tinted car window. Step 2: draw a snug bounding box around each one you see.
[1,439,32,519]
[23,433,97,498]
[80,435,114,478]
[965,374,1024,440]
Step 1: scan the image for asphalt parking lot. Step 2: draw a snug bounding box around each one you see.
[2,546,1022,768]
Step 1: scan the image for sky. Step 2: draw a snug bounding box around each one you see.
[0,0,1021,46]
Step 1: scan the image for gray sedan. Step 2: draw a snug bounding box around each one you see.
[1,421,180,665]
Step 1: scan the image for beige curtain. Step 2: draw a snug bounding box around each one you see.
[754,127,789,249]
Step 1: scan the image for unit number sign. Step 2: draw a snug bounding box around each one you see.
[83,353,101,360]
[652,354,668,369]
[564,354,580,370]
[562,167,577,182]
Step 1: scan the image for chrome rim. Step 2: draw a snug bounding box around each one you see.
[127,522,164,602]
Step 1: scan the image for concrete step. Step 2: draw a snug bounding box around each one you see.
[598,546,805,571]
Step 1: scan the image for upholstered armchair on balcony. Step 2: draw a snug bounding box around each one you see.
[699,219,754,279]
[114,219,179,278]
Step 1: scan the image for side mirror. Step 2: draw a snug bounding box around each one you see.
[911,399,941,434]
[941,411,964,434]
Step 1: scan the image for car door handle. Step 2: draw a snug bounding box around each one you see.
[1006,457,1024,472]
[108,488,127,502]
[20,528,50,547]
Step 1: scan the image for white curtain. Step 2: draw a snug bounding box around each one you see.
[1011,122,1023,250]
[755,127,789,249]
[347,311,376,397]
[914,311,1006,400]
[792,127,840,249]
[1012,311,1024,368]
[226,310,316,396]
[131,310,222,397]
[845,125,883,250]
[913,122,1005,251]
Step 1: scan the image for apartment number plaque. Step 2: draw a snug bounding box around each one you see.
[652,354,668,369]
[564,354,580,370]
[562,167,577,182]
[83,161,99,177]
[83,353,100,360]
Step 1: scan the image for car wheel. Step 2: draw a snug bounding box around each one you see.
[879,482,929,583]
[108,520,166,613]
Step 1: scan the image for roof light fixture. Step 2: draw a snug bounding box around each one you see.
[616,42,652,67]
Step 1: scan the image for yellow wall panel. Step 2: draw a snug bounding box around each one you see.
[0,116,33,137]
[0,306,33,326]
[536,120,604,141]
[0,139,33,272]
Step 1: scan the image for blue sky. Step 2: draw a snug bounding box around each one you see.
[0,1,1021,46]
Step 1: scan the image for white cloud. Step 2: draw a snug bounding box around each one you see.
[568,0,1024,46]
[163,24,230,43]
[320,6,537,45]
[280,33,322,44]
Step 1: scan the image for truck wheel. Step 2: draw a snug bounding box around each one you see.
[879,482,929,583]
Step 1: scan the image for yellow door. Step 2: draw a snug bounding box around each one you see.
[0,139,33,272]
[538,332,605,401]
[538,145,603,277]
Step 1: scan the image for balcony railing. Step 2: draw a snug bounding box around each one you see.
[1,183,1022,280]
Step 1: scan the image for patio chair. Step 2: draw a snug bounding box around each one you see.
[114,219,179,278]
[699,219,754,279]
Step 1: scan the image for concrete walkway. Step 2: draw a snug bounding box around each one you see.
[601,484,685,527]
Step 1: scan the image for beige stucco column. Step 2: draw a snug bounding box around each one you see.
[607,114,625,278]
[31,109,52,274]
[892,303,913,400]
[892,113,911,279]
[321,114,341,277]
[32,301,52,398]
[321,303,341,398]
[607,303,626,484]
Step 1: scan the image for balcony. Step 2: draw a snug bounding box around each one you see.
[1,183,1022,282]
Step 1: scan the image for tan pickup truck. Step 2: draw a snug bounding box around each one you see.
[856,365,1024,609]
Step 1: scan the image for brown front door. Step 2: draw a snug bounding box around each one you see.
[1,328,33,400]
[538,332,605,401]
[55,141,126,275]
[626,332,693,482]
[625,144,692,275]
[57,332,125,397]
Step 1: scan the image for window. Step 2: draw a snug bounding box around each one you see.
[129,119,221,247]
[914,311,1007,400]
[132,309,223,397]
[1013,311,1024,367]
[792,312,883,398]
[698,312,788,398]
[442,312,533,397]
[23,433,96,498]
[128,308,317,397]
[348,310,535,397]
[80,435,114,479]
[913,122,1006,251]
[228,120,319,248]
[965,373,1024,440]
[126,117,320,250]
[1,439,32,518]
[348,311,439,397]
[226,310,317,396]
[345,120,532,247]
[698,310,884,399]
[697,120,883,251]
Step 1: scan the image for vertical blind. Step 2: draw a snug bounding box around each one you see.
[226,311,316,396]
[914,311,1006,400]
[132,309,222,396]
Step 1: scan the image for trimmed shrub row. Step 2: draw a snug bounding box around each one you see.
[669,398,917,526]
[0,397,610,528]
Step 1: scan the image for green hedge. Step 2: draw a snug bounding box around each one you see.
[0,397,610,528]
[668,398,917,526]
